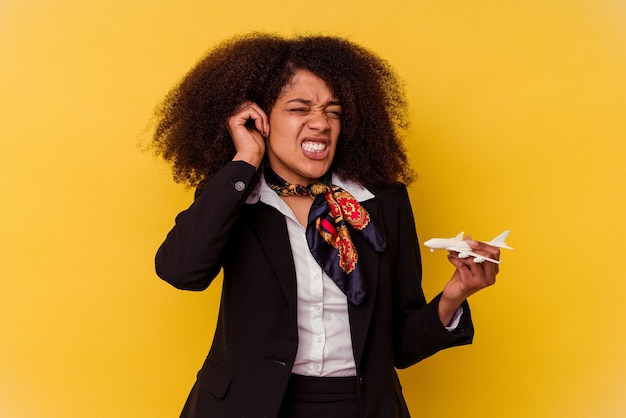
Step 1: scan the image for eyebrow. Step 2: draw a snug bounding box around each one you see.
[286,98,341,106]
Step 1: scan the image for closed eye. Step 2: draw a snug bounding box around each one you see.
[326,107,342,119]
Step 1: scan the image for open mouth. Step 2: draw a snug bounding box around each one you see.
[301,140,327,153]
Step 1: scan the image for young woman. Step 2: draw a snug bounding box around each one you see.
[152,33,500,417]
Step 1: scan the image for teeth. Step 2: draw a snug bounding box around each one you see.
[302,141,326,152]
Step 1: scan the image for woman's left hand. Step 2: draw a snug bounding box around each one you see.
[438,237,500,326]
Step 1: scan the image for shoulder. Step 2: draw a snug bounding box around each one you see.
[369,182,410,206]
[361,182,414,230]
[333,173,409,206]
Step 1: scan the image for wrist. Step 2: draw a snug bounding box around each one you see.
[438,292,465,327]
[233,151,263,169]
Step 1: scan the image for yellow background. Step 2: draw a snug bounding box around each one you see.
[1,1,625,417]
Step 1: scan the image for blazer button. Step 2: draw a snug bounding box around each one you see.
[234,181,246,192]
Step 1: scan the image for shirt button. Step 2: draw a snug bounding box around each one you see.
[234,181,246,192]
[314,305,321,311]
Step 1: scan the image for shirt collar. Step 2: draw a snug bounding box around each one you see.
[245,172,375,205]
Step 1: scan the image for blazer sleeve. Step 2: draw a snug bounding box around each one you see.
[155,161,258,291]
[391,185,474,369]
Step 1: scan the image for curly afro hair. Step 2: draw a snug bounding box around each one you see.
[151,32,414,189]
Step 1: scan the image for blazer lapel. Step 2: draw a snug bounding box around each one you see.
[348,197,382,369]
[248,203,298,310]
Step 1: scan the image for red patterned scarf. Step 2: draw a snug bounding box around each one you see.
[265,167,386,305]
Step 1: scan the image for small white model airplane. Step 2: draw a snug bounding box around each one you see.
[424,230,513,264]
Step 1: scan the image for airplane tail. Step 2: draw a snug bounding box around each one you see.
[488,230,514,250]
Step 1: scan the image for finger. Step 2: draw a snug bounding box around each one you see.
[242,102,270,136]
[464,253,498,286]
[464,236,498,259]
[245,103,270,136]
[468,240,501,260]
[447,252,472,272]
[451,246,497,278]
[229,102,269,136]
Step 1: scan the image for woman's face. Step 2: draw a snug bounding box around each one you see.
[266,69,341,185]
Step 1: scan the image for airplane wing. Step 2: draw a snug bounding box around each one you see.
[446,246,502,264]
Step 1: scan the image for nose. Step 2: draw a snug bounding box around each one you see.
[306,111,331,132]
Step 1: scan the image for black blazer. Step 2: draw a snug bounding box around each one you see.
[156,161,474,417]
